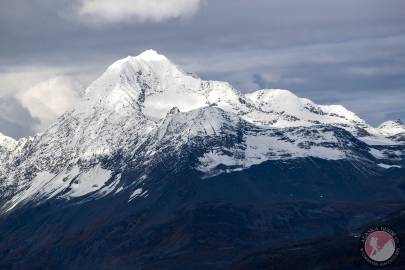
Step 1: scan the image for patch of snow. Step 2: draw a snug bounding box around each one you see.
[5,166,80,211]
[198,150,241,172]
[197,128,346,175]
[115,186,124,194]
[359,136,400,146]
[128,188,148,202]
[6,172,56,212]
[94,173,121,198]
[244,132,345,162]
[67,165,112,198]
[378,163,401,169]
[369,148,386,159]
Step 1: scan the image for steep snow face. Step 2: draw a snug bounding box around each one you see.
[377,120,405,136]
[85,49,208,120]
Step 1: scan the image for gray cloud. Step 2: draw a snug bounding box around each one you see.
[0,0,404,136]
[0,97,40,139]
[78,0,202,23]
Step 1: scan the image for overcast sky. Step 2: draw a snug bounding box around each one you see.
[1,0,405,138]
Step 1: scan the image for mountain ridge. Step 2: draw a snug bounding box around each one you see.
[0,50,404,213]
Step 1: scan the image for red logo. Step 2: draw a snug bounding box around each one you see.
[360,226,400,267]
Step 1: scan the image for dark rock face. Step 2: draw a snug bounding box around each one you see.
[0,158,404,270]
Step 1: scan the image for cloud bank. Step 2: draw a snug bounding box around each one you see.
[17,76,84,132]
[78,0,202,23]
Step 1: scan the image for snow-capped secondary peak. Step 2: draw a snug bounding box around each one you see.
[245,89,360,123]
[377,119,405,136]
[244,89,368,133]
[245,89,311,112]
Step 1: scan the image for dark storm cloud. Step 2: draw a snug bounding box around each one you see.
[0,0,405,136]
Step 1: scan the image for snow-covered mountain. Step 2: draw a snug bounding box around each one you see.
[377,119,405,136]
[0,50,404,212]
[0,50,405,270]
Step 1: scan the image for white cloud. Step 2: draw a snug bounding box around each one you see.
[17,76,84,132]
[78,0,202,23]
[0,69,87,136]
[0,69,59,98]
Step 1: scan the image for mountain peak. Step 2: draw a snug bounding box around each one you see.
[106,50,171,72]
[377,119,405,136]
[84,49,184,112]
[378,119,404,127]
[136,49,167,62]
